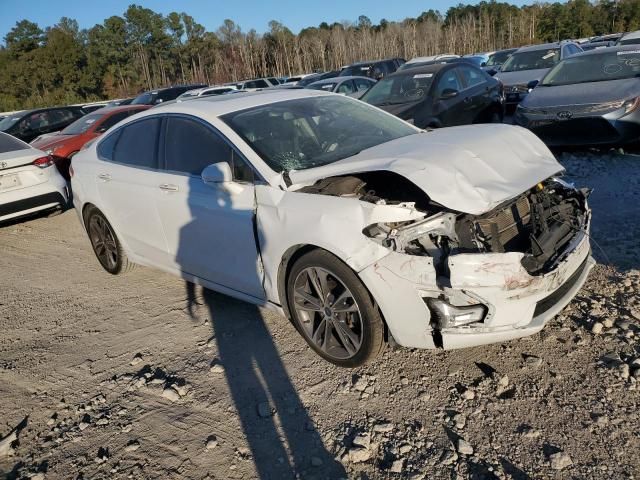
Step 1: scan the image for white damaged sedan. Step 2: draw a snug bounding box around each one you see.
[71,89,593,367]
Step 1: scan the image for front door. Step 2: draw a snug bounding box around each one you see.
[154,115,265,299]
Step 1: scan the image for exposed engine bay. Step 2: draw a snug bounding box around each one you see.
[297,172,590,276]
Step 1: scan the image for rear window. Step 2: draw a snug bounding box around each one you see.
[0,132,29,153]
[62,113,103,135]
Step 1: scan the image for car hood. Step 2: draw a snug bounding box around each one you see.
[495,68,550,86]
[522,77,640,107]
[375,100,425,120]
[288,124,563,215]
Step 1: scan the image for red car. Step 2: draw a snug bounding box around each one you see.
[31,105,150,179]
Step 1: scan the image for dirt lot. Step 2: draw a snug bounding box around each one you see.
[1,151,639,480]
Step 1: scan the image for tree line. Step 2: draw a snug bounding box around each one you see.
[1,0,640,111]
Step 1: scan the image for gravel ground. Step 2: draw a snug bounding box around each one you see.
[1,152,639,480]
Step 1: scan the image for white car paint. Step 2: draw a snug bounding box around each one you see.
[71,89,593,357]
[0,132,68,222]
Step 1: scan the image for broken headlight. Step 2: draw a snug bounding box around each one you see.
[426,298,487,328]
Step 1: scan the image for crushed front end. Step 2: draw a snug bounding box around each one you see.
[358,176,593,349]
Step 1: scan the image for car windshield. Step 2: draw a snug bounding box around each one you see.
[0,114,24,131]
[222,95,416,172]
[619,37,640,46]
[61,112,103,135]
[542,50,640,86]
[501,48,560,72]
[131,92,156,105]
[308,82,337,91]
[486,50,513,66]
[361,72,434,106]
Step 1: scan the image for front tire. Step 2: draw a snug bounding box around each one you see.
[86,208,134,275]
[286,249,385,367]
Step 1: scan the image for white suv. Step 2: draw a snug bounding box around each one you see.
[0,132,68,223]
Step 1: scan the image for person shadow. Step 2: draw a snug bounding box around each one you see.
[177,170,346,480]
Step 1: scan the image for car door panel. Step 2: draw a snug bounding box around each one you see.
[154,115,265,299]
[94,117,168,265]
[432,68,467,126]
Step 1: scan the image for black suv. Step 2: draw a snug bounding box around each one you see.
[0,106,86,143]
[339,58,406,80]
[131,84,207,105]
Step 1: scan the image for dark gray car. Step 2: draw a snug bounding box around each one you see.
[495,41,583,110]
[514,46,640,147]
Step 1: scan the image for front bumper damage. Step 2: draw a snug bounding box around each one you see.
[360,223,593,349]
[357,179,593,350]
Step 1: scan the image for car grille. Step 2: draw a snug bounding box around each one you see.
[476,196,531,249]
[533,257,589,318]
[521,100,624,116]
[532,117,621,145]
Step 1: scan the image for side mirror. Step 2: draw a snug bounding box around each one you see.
[487,68,498,76]
[440,88,459,99]
[481,61,487,67]
[527,80,539,90]
[154,98,164,105]
[201,162,233,184]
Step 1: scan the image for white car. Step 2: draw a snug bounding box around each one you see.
[0,132,69,223]
[71,89,593,367]
[176,86,237,101]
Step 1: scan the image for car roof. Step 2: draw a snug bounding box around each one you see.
[345,58,402,67]
[149,88,333,118]
[515,42,565,53]
[565,44,640,58]
[387,63,450,76]
[311,76,372,84]
[407,54,458,64]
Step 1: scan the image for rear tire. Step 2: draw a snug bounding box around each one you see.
[85,208,134,275]
[286,249,385,367]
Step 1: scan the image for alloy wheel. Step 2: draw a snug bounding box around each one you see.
[89,215,118,271]
[292,266,363,360]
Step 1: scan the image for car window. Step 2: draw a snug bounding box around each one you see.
[336,80,355,94]
[49,109,74,125]
[361,72,434,106]
[111,117,160,168]
[435,69,463,96]
[0,133,29,153]
[458,66,486,88]
[501,48,561,72]
[97,130,120,161]
[164,117,232,176]
[355,78,374,91]
[98,111,131,132]
[62,112,103,135]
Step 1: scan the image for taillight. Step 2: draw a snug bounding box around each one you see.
[33,155,54,168]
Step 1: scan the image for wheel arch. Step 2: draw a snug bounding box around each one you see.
[276,243,391,342]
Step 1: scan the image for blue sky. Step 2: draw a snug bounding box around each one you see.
[0,0,532,41]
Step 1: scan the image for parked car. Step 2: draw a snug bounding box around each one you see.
[71,89,592,366]
[580,40,615,51]
[616,30,640,46]
[0,107,86,143]
[0,132,69,223]
[297,71,341,87]
[283,74,314,85]
[30,105,150,179]
[397,55,460,72]
[591,33,624,43]
[131,85,207,105]
[462,53,492,66]
[235,78,279,90]
[106,98,135,107]
[78,102,110,114]
[483,48,518,73]
[515,45,640,147]
[340,58,406,80]
[495,41,583,110]
[307,76,376,99]
[176,86,237,101]
[361,62,504,128]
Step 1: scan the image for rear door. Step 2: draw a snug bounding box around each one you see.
[94,116,168,265]
[154,114,265,299]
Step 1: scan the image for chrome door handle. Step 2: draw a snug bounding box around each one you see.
[97,173,112,181]
[159,183,179,192]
